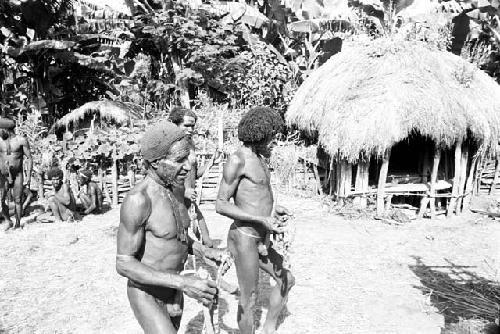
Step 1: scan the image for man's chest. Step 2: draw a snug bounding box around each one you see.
[244,160,271,185]
[146,196,189,239]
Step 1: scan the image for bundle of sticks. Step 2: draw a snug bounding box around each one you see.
[419,270,500,321]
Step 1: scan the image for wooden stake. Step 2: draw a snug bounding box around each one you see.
[455,145,469,214]
[429,146,441,218]
[376,149,391,216]
[489,154,500,195]
[447,139,462,217]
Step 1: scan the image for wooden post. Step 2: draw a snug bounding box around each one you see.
[376,149,391,216]
[489,154,500,195]
[447,139,463,217]
[99,167,112,205]
[429,145,441,218]
[455,145,469,214]
[312,164,323,195]
[329,158,335,196]
[354,159,370,208]
[38,172,44,200]
[463,153,479,212]
[337,160,352,201]
[112,146,118,206]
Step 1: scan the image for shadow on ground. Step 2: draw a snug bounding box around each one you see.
[410,256,499,333]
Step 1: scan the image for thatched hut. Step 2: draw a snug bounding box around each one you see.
[55,99,143,131]
[287,38,500,217]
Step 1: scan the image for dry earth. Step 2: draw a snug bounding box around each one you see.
[0,194,499,334]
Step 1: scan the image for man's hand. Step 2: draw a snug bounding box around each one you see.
[262,216,287,234]
[185,188,197,202]
[182,276,218,307]
[274,205,293,223]
[203,248,232,275]
[203,237,215,248]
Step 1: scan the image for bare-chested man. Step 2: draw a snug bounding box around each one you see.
[0,118,32,230]
[169,106,219,247]
[216,107,295,334]
[76,170,103,215]
[46,167,76,222]
[116,120,227,333]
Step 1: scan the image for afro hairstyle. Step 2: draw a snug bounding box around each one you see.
[238,107,284,145]
[168,106,198,125]
[46,167,64,179]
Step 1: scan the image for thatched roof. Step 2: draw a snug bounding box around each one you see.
[286,38,500,162]
[56,100,143,128]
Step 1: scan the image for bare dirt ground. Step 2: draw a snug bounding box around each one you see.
[0,193,499,334]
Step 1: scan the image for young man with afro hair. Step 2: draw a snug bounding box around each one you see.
[216,106,295,334]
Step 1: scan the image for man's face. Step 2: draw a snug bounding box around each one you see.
[154,138,192,186]
[51,177,62,190]
[0,129,9,140]
[256,136,278,159]
[77,175,88,186]
[179,116,196,137]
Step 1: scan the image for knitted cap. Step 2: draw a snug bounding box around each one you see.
[140,120,186,162]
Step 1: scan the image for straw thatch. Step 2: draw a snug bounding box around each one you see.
[287,38,500,162]
[56,100,143,128]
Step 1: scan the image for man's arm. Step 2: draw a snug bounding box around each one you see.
[22,137,32,185]
[116,192,217,305]
[215,153,280,231]
[83,184,98,214]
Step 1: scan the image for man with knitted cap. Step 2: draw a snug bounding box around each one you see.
[116,120,228,333]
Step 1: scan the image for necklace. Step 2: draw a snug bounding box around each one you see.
[147,171,188,243]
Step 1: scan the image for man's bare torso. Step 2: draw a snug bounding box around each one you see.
[0,136,25,175]
[130,178,190,278]
[233,148,273,237]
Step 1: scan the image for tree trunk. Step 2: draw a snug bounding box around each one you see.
[447,139,463,217]
[376,149,391,216]
[171,55,190,108]
[112,147,118,206]
[429,146,441,218]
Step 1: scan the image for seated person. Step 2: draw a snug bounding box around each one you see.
[43,167,76,222]
[76,170,103,214]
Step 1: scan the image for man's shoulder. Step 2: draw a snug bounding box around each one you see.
[227,150,246,167]
[124,182,151,208]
